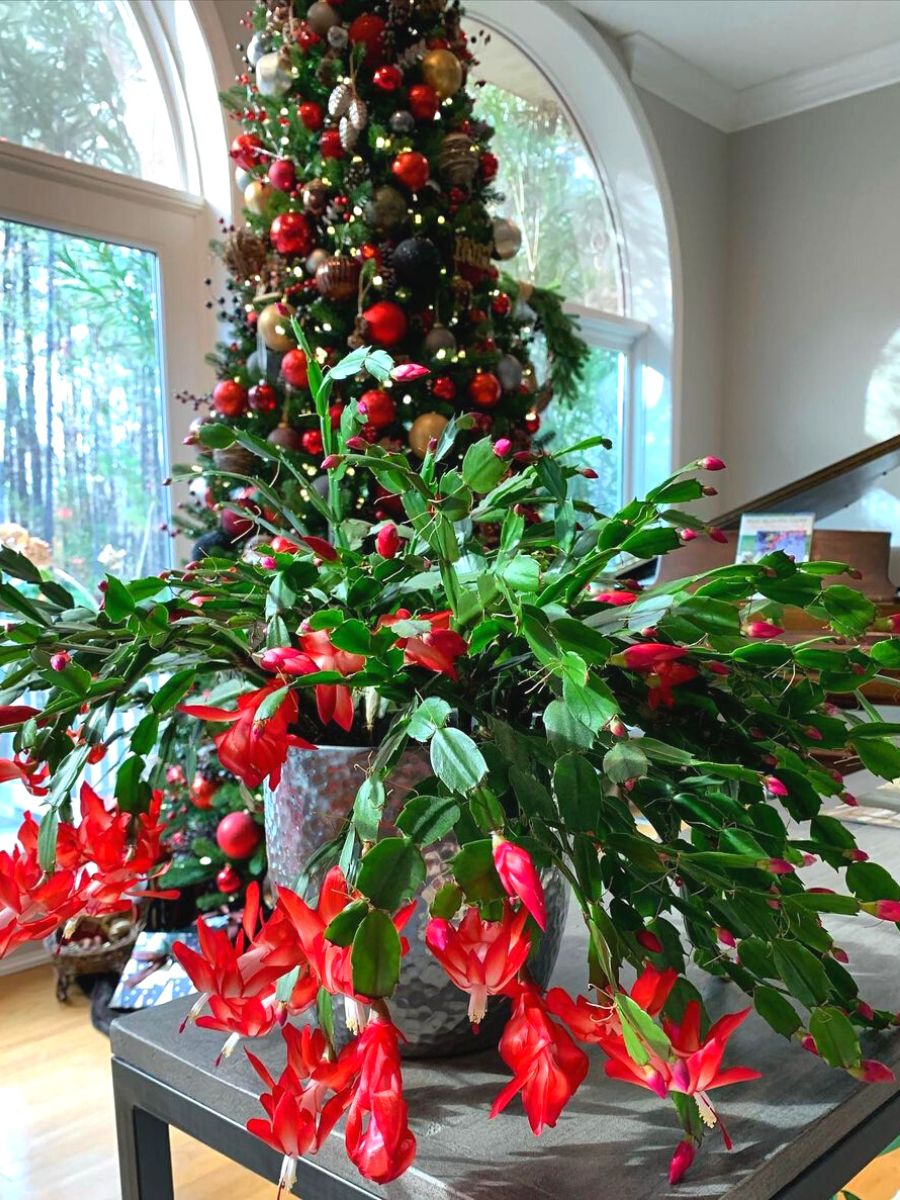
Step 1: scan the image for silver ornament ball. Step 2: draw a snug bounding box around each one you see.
[492,217,523,261]
[327,25,349,49]
[246,30,273,66]
[497,353,524,391]
[423,323,457,360]
[306,0,340,35]
[389,110,415,135]
[256,51,292,98]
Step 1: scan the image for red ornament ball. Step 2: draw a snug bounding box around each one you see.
[212,379,248,417]
[358,389,396,429]
[270,211,313,257]
[221,504,254,539]
[431,375,456,401]
[329,403,345,429]
[525,411,541,434]
[491,292,512,317]
[408,83,439,121]
[216,811,262,860]
[479,151,499,181]
[268,158,296,192]
[281,348,309,389]
[373,64,403,92]
[216,864,242,895]
[320,129,344,159]
[391,150,429,191]
[296,22,321,50]
[468,372,502,408]
[190,773,218,810]
[229,133,264,170]
[359,243,380,262]
[300,428,324,455]
[362,301,408,347]
[348,13,386,64]
[298,101,324,131]
[248,382,278,413]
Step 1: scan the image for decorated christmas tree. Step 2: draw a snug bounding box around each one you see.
[178,0,588,556]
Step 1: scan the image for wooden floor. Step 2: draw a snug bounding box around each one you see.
[0,964,271,1200]
[0,963,898,1200]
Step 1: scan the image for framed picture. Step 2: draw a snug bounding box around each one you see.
[735,513,815,564]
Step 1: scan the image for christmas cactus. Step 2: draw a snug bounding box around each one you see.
[3,338,900,1190]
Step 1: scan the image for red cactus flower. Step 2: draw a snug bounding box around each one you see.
[343,1018,417,1183]
[378,608,469,680]
[425,903,532,1028]
[0,754,49,796]
[490,986,589,1135]
[594,590,639,606]
[492,835,546,930]
[298,628,366,732]
[180,682,314,788]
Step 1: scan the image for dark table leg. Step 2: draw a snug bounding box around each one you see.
[114,1063,174,1200]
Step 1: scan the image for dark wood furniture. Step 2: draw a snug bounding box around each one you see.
[111,820,900,1200]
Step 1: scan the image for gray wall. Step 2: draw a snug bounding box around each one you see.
[634,88,730,471]
[723,84,900,510]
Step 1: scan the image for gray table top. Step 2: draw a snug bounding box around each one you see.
[111,820,900,1200]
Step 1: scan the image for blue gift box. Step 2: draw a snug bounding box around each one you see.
[111,918,230,1010]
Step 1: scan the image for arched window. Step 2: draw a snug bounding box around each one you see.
[0,0,228,595]
[465,2,677,509]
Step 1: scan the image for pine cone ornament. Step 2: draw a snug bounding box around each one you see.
[344,159,369,189]
[222,228,268,280]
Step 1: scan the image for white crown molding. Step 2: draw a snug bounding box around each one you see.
[618,30,900,134]
[735,39,900,130]
[620,34,737,132]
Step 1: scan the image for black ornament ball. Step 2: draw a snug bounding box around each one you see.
[192,529,236,561]
[389,110,415,135]
[392,237,440,296]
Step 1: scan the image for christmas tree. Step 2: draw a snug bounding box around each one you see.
[178,0,588,556]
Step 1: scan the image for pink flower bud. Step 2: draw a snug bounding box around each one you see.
[492,835,547,930]
[857,1001,876,1021]
[702,485,718,496]
[716,927,736,947]
[513,450,538,464]
[801,1035,819,1056]
[832,947,849,964]
[492,437,512,457]
[865,900,900,922]
[50,652,71,672]
[608,717,627,738]
[700,455,726,471]
[375,523,401,559]
[346,436,367,451]
[764,775,788,797]
[802,854,817,867]
[847,849,869,862]
[888,613,900,633]
[706,661,730,676]
[804,725,823,741]
[427,437,438,453]
[636,929,662,954]
[853,1059,895,1083]
[747,620,784,639]
[321,454,342,469]
[258,555,277,570]
[580,467,598,479]
[679,528,698,542]
[842,792,859,807]
[668,1140,696,1185]
[709,527,729,544]
[765,858,795,875]
[390,362,430,381]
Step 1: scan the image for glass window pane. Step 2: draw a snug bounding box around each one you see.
[0,218,170,594]
[0,0,181,186]
[470,29,623,313]
[533,343,625,513]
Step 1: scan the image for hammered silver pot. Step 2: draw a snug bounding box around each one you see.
[266,744,568,1058]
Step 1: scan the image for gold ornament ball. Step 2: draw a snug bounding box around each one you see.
[258,302,296,351]
[421,48,463,99]
[244,179,273,216]
[408,411,449,458]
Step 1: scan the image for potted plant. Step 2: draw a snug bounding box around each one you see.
[3,338,900,1192]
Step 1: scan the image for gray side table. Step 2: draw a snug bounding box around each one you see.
[111,821,900,1200]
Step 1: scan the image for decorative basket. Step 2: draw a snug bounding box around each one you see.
[44,914,143,1002]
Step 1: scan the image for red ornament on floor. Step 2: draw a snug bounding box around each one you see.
[213,379,248,417]
[215,811,262,860]
[216,864,242,895]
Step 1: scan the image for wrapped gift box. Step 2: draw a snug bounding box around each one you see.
[111,917,231,1011]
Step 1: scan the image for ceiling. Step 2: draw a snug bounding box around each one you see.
[571,0,900,90]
